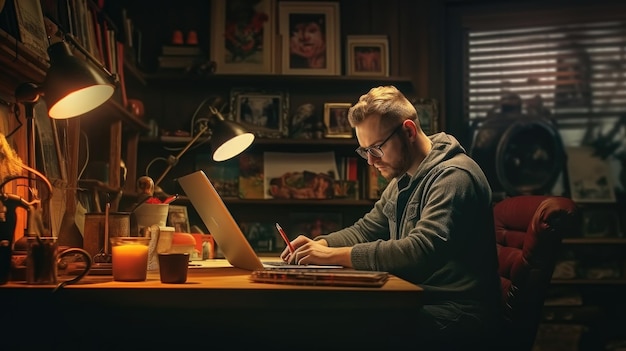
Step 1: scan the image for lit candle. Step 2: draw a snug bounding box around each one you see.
[112,243,149,281]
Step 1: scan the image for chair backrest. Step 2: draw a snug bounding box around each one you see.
[493,195,580,351]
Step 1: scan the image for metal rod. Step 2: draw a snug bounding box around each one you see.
[154,124,211,186]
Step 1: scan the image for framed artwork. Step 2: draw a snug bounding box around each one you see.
[278,1,340,75]
[168,205,190,233]
[346,35,389,77]
[195,154,240,198]
[323,103,353,138]
[14,0,49,61]
[229,88,289,138]
[581,208,621,238]
[210,0,276,74]
[566,146,617,203]
[412,98,439,135]
[263,151,338,199]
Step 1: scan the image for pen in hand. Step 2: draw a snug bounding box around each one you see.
[275,223,295,254]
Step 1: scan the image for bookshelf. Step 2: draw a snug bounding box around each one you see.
[0,0,148,246]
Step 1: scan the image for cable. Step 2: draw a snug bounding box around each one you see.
[77,130,89,180]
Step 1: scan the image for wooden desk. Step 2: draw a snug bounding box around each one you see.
[1,260,422,350]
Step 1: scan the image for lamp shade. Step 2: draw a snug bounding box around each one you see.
[209,117,255,161]
[44,41,115,119]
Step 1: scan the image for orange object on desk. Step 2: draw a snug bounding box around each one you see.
[191,233,215,259]
[112,243,149,281]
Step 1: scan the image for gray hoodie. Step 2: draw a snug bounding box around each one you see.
[317,132,501,308]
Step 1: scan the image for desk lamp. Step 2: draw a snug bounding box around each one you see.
[15,39,115,169]
[10,39,115,247]
[152,105,255,187]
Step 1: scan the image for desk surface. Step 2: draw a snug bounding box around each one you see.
[2,259,423,349]
[2,259,422,309]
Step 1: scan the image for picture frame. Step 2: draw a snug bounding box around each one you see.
[263,151,338,199]
[566,146,617,203]
[346,35,389,77]
[229,88,289,138]
[323,103,353,138]
[278,1,340,76]
[581,208,622,238]
[210,0,276,74]
[168,205,190,233]
[13,0,49,62]
[412,98,439,135]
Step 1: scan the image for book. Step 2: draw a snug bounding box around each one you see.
[367,165,389,199]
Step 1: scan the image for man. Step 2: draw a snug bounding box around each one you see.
[281,86,501,347]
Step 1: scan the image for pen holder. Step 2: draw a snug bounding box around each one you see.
[134,203,169,229]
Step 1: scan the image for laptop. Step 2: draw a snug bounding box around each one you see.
[177,170,342,271]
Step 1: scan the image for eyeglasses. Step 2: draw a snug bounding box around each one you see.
[355,124,403,159]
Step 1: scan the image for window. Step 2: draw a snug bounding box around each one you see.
[466,20,626,147]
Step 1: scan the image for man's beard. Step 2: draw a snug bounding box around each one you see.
[382,135,411,181]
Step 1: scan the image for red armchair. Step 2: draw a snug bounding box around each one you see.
[494,195,580,350]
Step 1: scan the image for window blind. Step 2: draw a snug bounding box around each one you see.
[466,20,626,143]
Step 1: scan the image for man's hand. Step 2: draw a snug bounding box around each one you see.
[280,236,352,267]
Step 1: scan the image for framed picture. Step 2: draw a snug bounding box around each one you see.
[14,0,49,61]
[263,151,338,199]
[412,98,439,135]
[581,208,622,238]
[278,1,340,75]
[195,154,240,198]
[323,103,353,138]
[168,205,190,233]
[346,35,389,77]
[229,88,289,138]
[210,0,276,74]
[566,146,617,203]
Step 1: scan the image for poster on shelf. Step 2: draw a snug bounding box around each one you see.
[263,151,338,200]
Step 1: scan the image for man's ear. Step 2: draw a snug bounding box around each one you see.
[402,119,418,138]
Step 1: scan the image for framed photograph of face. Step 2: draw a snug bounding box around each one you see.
[346,35,389,77]
[278,1,340,75]
[229,88,289,138]
[323,103,353,138]
[210,0,276,74]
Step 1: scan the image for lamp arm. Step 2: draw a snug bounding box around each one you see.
[154,124,211,186]
[63,33,116,83]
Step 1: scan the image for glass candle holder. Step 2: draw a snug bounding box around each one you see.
[110,237,150,282]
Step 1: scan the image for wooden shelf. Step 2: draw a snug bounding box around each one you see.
[551,279,626,285]
[562,238,626,245]
[0,29,47,97]
[140,72,414,87]
[169,195,375,206]
[222,198,375,206]
[139,136,358,146]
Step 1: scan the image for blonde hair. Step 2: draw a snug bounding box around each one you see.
[347,85,418,130]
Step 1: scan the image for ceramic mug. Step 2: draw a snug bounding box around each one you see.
[26,237,92,285]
